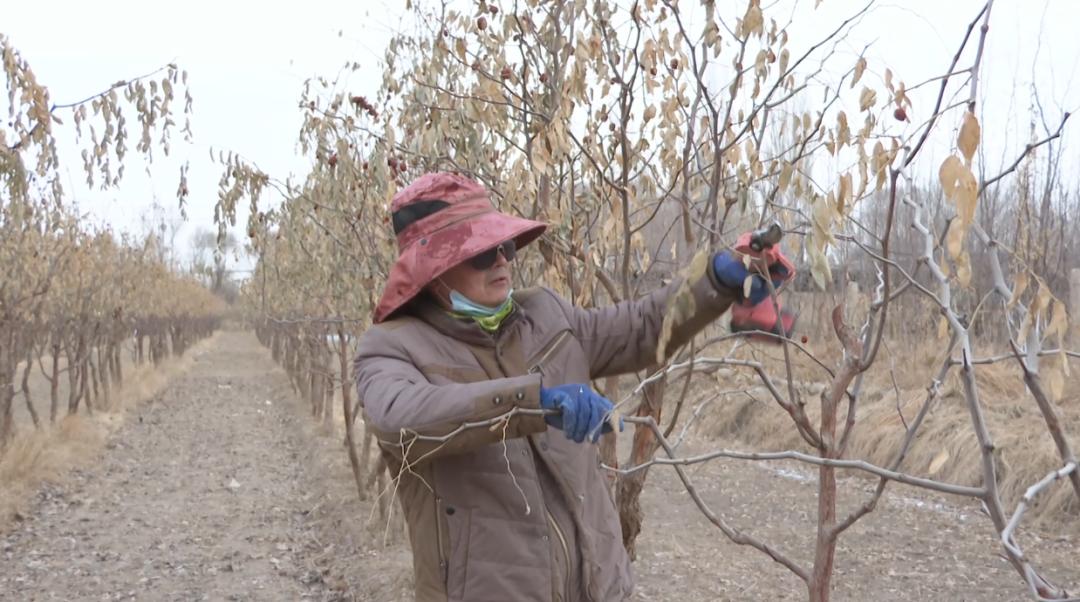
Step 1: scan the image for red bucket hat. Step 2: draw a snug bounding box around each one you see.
[373,172,547,323]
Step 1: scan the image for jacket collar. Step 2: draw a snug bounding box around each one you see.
[412,293,524,348]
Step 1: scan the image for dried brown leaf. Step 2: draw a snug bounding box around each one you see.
[955,166,978,226]
[958,111,980,164]
[946,220,964,259]
[656,250,708,363]
[1048,298,1069,341]
[779,161,794,193]
[938,155,963,200]
[956,251,972,287]
[859,87,877,112]
[852,57,867,88]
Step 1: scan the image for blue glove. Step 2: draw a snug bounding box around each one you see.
[539,384,621,443]
[712,251,791,305]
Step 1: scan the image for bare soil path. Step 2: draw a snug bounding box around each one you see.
[0,331,335,601]
[1,331,1076,601]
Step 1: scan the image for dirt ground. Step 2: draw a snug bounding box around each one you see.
[1,331,1077,601]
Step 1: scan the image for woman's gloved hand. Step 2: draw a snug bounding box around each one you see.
[713,227,798,339]
[539,384,622,443]
[712,250,793,305]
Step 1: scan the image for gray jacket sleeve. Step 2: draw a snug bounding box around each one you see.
[547,263,737,378]
[353,326,546,465]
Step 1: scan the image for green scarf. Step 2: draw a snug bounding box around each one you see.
[449,296,515,332]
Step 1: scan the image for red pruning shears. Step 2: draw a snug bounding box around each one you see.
[733,223,796,280]
[730,223,798,340]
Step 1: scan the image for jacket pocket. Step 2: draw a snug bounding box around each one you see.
[527,329,573,379]
[462,515,550,602]
[445,506,472,599]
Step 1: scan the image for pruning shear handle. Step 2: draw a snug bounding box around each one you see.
[732,221,796,288]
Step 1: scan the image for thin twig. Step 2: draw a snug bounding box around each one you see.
[607,416,984,498]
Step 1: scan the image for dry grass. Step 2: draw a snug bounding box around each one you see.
[686,332,1080,526]
[0,333,220,533]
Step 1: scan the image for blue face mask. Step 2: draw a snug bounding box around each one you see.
[449,289,514,317]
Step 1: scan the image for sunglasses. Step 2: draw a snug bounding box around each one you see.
[468,240,517,270]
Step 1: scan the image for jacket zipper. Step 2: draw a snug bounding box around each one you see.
[435,497,447,585]
[531,329,574,600]
[546,507,572,602]
[527,330,572,376]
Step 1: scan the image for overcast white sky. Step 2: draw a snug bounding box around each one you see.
[5,0,1080,271]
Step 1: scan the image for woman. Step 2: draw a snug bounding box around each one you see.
[354,172,792,602]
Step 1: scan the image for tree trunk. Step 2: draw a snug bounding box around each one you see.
[21,350,40,429]
[359,426,376,490]
[808,316,862,602]
[49,343,60,424]
[309,357,324,419]
[0,385,14,450]
[808,462,838,602]
[599,376,620,493]
[80,357,93,416]
[284,339,298,393]
[96,347,111,410]
[111,344,122,385]
[616,370,667,560]
[0,348,15,449]
[339,328,367,501]
[66,340,81,415]
[298,348,311,405]
[322,371,334,432]
[88,350,101,405]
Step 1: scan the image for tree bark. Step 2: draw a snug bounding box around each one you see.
[80,356,93,416]
[359,426,376,490]
[298,346,311,405]
[808,308,864,602]
[88,350,101,405]
[66,337,81,415]
[339,328,367,501]
[0,386,14,450]
[0,346,15,449]
[809,414,839,602]
[322,371,334,432]
[616,370,667,560]
[598,376,620,493]
[111,344,122,384]
[49,343,60,423]
[21,350,40,429]
[169,326,182,357]
[97,347,111,410]
[306,348,319,417]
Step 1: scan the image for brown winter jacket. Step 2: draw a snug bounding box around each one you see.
[353,268,736,602]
